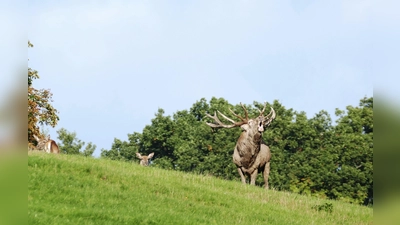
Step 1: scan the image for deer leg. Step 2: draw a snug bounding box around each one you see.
[250,169,258,185]
[263,162,270,189]
[237,168,247,184]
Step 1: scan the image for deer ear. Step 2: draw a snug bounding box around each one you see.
[148,152,154,159]
[136,153,143,159]
[33,135,39,141]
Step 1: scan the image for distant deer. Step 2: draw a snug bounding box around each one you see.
[33,134,60,154]
[136,152,154,166]
[205,102,276,189]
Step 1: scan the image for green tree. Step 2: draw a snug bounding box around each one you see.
[168,109,212,173]
[28,41,59,148]
[190,98,210,121]
[140,108,176,166]
[82,142,97,157]
[56,128,96,156]
[285,110,337,198]
[330,97,373,204]
[101,137,138,161]
[262,100,296,190]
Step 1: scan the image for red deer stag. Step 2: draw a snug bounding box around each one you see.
[205,102,276,189]
[136,152,154,166]
[33,135,60,154]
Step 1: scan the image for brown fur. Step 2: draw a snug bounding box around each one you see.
[205,103,275,189]
[33,135,60,154]
[136,152,154,166]
[48,140,60,154]
[232,118,272,189]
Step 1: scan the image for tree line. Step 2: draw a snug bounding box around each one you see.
[101,97,373,205]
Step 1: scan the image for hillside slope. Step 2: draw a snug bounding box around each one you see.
[28,152,372,225]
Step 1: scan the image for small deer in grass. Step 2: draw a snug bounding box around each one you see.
[33,134,60,154]
[205,102,276,189]
[136,152,154,166]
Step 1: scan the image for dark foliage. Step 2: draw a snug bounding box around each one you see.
[102,96,373,205]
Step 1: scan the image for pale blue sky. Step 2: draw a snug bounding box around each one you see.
[20,0,397,157]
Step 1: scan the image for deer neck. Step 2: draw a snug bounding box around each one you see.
[237,131,262,158]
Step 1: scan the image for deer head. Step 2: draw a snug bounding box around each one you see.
[33,135,50,150]
[205,102,276,134]
[136,152,154,166]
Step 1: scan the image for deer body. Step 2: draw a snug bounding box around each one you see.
[233,133,271,188]
[205,102,275,189]
[33,135,60,154]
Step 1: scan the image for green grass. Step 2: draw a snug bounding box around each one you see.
[28,152,372,225]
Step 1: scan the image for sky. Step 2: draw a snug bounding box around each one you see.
[12,0,398,156]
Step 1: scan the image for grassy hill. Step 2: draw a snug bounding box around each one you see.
[28,152,372,225]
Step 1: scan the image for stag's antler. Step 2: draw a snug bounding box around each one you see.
[258,102,267,117]
[263,107,276,127]
[256,102,276,127]
[205,102,249,128]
